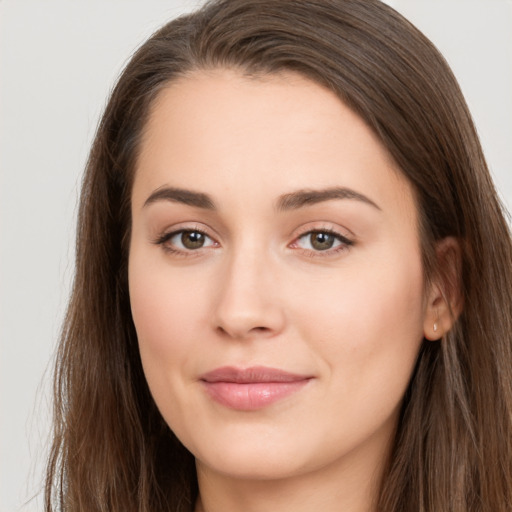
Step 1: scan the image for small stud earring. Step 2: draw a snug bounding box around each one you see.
[433,322,438,333]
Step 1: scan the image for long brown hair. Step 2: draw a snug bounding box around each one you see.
[45,0,512,510]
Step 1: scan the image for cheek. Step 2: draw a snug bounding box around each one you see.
[130,274,183,354]
[129,245,209,342]
[128,251,205,390]
[292,249,425,399]
[128,252,214,436]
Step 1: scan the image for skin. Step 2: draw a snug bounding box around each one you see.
[128,69,444,512]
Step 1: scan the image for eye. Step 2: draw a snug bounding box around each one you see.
[156,229,217,252]
[295,230,352,252]
[174,230,210,250]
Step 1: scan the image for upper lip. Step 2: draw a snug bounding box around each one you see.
[200,366,312,383]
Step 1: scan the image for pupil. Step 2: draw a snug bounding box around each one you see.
[182,231,205,249]
[311,232,334,250]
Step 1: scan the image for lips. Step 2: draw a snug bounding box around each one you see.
[200,366,312,410]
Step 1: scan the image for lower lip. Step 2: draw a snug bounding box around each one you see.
[202,380,310,411]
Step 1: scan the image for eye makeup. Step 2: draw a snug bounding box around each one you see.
[152,222,354,260]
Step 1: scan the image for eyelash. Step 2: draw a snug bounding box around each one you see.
[153,226,354,258]
[291,228,354,257]
[153,226,216,257]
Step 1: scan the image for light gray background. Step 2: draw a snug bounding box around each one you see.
[1,1,511,511]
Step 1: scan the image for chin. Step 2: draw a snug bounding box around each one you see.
[189,426,342,482]
[197,449,308,481]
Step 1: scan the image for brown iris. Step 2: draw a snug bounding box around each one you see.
[181,231,206,249]
[310,231,336,251]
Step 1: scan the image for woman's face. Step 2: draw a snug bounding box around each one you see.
[129,69,430,482]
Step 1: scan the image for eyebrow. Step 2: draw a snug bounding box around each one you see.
[142,185,380,212]
[143,186,216,209]
[276,187,381,211]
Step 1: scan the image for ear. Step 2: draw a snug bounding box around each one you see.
[423,237,463,341]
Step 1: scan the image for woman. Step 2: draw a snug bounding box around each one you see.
[45,0,512,511]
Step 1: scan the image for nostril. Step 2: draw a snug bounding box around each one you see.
[215,324,273,339]
[216,326,228,336]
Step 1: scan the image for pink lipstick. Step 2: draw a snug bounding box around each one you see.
[200,366,311,411]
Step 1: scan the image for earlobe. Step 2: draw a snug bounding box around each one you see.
[423,294,449,341]
[423,237,463,341]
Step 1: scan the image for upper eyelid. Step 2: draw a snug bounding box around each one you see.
[291,222,355,240]
[156,223,217,240]
[160,228,215,243]
[292,230,353,248]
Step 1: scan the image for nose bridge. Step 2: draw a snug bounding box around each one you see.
[213,237,285,339]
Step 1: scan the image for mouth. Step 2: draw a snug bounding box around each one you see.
[200,366,313,411]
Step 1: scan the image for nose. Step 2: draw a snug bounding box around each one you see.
[212,249,286,340]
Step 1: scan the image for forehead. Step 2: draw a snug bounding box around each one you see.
[133,68,416,221]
